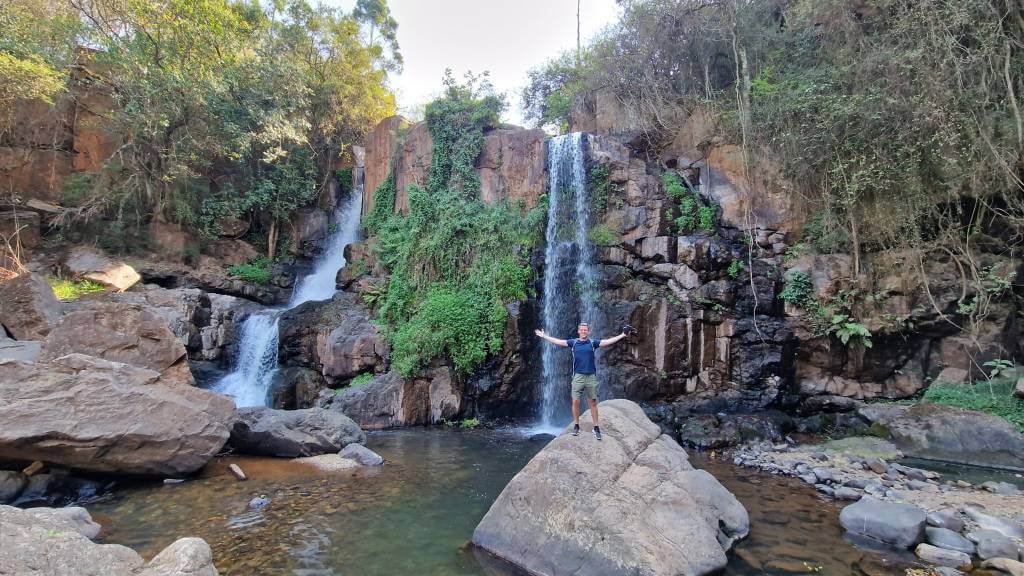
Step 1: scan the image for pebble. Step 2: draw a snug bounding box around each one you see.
[248,495,270,510]
[834,487,861,501]
[799,473,817,485]
[907,480,938,492]
[816,484,835,498]
[844,478,869,489]
[865,457,888,474]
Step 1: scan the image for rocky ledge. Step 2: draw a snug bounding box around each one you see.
[731,437,1024,574]
[0,504,218,575]
[473,399,749,576]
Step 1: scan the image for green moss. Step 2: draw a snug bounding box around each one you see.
[349,373,374,387]
[46,277,106,301]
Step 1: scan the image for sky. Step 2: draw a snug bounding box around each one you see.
[334,0,622,126]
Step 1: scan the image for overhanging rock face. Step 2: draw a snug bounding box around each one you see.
[472,399,749,576]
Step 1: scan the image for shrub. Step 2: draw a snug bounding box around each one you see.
[779,271,815,308]
[349,373,374,387]
[924,379,1024,432]
[459,417,481,429]
[587,224,618,246]
[727,259,743,279]
[825,314,873,348]
[47,277,106,301]
[227,257,272,285]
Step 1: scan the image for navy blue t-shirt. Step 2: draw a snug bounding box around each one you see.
[566,338,601,374]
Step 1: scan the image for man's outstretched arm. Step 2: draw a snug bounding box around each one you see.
[599,332,628,347]
[534,329,569,347]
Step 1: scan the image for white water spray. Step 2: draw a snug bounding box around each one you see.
[213,187,364,407]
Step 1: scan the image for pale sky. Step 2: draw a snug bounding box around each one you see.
[334,0,622,126]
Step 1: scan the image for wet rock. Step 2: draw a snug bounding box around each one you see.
[0,470,27,503]
[799,394,862,414]
[293,453,362,471]
[981,481,1021,496]
[967,529,1021,560]
[229,407,365,458]
[914,543,972,569]
[248,495,269,510]
[473,400,749,576]
[338,443,384,466]
[0,273,62,340]
[0,354,234,476]
[981,558,1024,576]
[11,470,106,507]
[839,496,926,548]
[925,527,975,555]
[64,245,141,291]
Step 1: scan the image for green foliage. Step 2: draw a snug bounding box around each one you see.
[825,314,873,348]
[698,205,716,231]
[46,277,106,301]
[779,271,815,308]
[801,213,849,254]
[366,76,545,377]
[349,373,374,387]
[587,224,618,246]
[983,359,1016,380]
[227,257,272,285]
[587,163,613,215]
[924,379,1024,433]
[459,417,481,429]
[727,259,743,279]
[662,172,716,234]
[0,0,80,114]
[521,50,593,133]
[336,167,354,197]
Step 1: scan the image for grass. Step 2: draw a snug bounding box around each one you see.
[924,378,1024,432]
[227,257,272,285]
[47,277,106,301]
[349,373,374,387]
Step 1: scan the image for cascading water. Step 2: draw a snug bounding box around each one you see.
[538,133,604,429]
[213,187,364,407]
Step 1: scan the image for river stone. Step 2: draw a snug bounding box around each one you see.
[473,399,749,576]
[981,481,1021,496]
[0,338,41,363]
[982,558,1024,576]
[0,354,235,476]
[865,457,889,474]
[0,470,28,503]
[339,443,384,466]
[293,453,362,471]
[0,505,220,576]
[915,544,972,569]
[926,527,975,555]
[138,537,218,576]
[0,273,62,340]
[877,403,1024,470]
[839,496,926,548]
[229,407,365,458]
[968,529,1021,560]
[927,510,965,532]
[833,487,862,501]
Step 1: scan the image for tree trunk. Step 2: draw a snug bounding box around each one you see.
[267,218,278,260]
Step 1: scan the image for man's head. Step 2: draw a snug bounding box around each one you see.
[578,323,590,339]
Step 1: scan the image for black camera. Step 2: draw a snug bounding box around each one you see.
[621,324,638,336]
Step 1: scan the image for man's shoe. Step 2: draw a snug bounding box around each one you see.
[572,424,580,436]
[593,426,602,440]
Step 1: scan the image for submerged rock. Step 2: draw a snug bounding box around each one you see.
[229,407,365,458]
[473,399,749,576]
[339,443,384,466]
[0,354,235,476]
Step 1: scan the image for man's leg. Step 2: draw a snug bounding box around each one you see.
[587,398,600,426]
[572,398,581,425]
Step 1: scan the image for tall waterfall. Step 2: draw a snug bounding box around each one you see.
[213,187,364,407]
[538,133,603,428]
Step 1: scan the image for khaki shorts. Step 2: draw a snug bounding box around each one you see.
[571,373,598,400]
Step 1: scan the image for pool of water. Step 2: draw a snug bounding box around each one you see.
[899,457,1024,488]
[88,429,912,576]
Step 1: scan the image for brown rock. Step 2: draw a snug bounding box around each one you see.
[64,245,141,291]
[0,147,73,204]
[935,367,969,385]
[0,273,62,339]
[40,301,189,382]
[217,217,250,238]
[0,354,235,476]
[393,122,432,213]
[289,207,329,250]
[204,238,259,267]
[362,115,410,217]
[478,128,547,209]
[0,209,41,249]
[147,222,189,263]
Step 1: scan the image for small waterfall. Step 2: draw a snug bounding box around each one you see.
[538,133,603,429]
[213,187,364,407]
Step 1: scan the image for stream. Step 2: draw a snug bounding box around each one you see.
[88,429,918,576]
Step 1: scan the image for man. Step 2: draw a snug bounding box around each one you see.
[534,323,630,440]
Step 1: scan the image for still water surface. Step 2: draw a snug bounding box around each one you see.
[89,429,914,576]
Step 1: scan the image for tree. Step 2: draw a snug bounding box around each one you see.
[353,0,402,71]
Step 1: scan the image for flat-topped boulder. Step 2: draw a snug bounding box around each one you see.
[0,354,235,476]
[228,406,365,457]
[0,273,62,340]
[64,245,141,292]
[473,399,749,576]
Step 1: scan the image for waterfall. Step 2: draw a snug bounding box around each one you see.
[538,133,603,429]
[213,187,364,407]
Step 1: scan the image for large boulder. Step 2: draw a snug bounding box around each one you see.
[0,273,62,339]
[865,403,1024,471]
[839,496,926,548]
[229,406,365,458]
[472,400,749,576]
[331,367,462,428]
[40,301,192,386]
[0,505,219,576]
[0,354,235,476]
[64,245,141,291]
